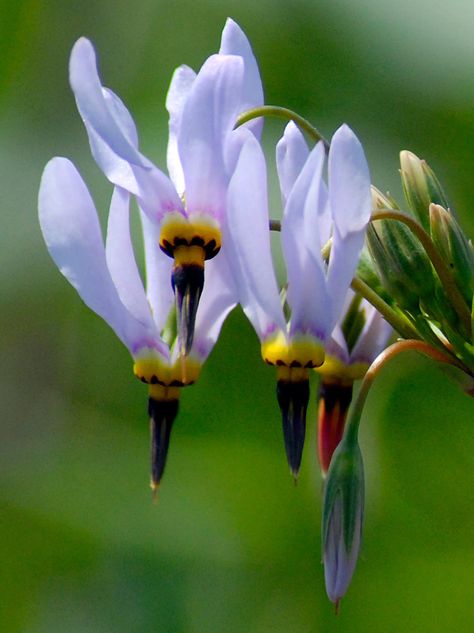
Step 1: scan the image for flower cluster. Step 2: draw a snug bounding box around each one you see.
[38,18,474,609]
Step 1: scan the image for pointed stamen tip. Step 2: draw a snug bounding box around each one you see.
[334,599,341,615]
[150,479,160,504]
[291,470,299,486]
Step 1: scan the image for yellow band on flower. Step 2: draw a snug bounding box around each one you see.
[315,354,369,385]
[261,330,325,369]
[133,354,202,387]
[159,212,221,260]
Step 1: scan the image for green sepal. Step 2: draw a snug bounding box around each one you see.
[400,151,449,232]
[367,219,435,312]
[429,204,474,309]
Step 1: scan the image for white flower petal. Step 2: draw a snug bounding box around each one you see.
[282,153,331,340]
[192,250,238,361]
[105,187,155,331]
[226,131,285,339]
[326,325,350,364]
[328,124,371,239]
[70,38,183,224]
[178,54,244,222]
[140,210,174,333]
[350,303,392,363]
[166,64,196,196]
[219,18,264,138]
[276,121,309,205]
[69,38,145,168]
[38,158,159,355]
[326,227,366,332]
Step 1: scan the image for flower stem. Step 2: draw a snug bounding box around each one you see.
[236,106,329,148]
[344,339,464,446]
[372,209,472,337]
[350,276,420,340]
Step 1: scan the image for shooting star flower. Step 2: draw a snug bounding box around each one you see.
[226,122,371,478]
[68,18,263,356]
[38,158,237,492]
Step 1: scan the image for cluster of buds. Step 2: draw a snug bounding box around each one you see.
[38,18,473,610]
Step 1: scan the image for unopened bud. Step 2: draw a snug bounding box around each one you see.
[400,150,449,231]
[429,203,474,308]
[371,186,399,212]
[322,436,364,607]
[366,219,435,312]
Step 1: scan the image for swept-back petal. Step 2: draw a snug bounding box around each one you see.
[226,131,285,339]
[192,250,238,361]
[326,227,366,332]
[39,158,164,357]
[219,18,264,138]
[350,303,392,364]
[166,64,196,196]
[85,88,140,194]
[328,124,371,239]
[105,186,155,331]
[300,142,329,260]
[276,122,309,205]
[140,210,174,333]
[283,141,331,339]
[178,54,244,222]
[69,38,145,168]
[70,38,183,224]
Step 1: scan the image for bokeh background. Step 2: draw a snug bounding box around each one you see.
[1,1,473,631]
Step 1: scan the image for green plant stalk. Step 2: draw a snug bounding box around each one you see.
[236,105,329,148]
[344,340,465,446]
[372,209,472,337]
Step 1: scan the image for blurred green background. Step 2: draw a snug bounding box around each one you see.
[1,0,473,631]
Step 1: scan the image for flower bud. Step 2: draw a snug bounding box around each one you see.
[429,203,474,308]
[366,219,435,313]
[400,151,449,231]
[322,436,364,607]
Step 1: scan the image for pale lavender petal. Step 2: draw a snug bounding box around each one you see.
[226,131,285,339]
[140,210,174,333]
[70,38,183,223]
[276,121,309,205]
[350,303,392,364]
[328,124,371,239]
[282,154,330,340]
[326,227,366,332]
[105,187,155,330]
[219,18,264,138]
[166,64,196,196]
[300,142,329,260]
[38,158,162,356]
[326,325,350,364]
[191,250,238,361]
[178,54,244,222]
[69,38,145,168]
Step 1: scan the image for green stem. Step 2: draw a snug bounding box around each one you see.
[344,339,463,445]
[350,277,420,340]
[372,209,472,337]
[236,105,329,148]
